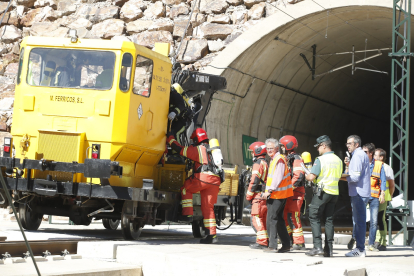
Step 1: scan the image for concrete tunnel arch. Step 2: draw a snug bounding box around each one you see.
[201,0,414,177]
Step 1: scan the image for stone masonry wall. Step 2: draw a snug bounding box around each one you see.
[0,0,300,131]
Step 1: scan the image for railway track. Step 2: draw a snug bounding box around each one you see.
[0,239,99,257]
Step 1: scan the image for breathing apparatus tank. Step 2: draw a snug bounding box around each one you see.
[301,151,313,187]
[209,138,223,170]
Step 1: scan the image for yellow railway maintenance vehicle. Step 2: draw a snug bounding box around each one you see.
[0,31,244,240]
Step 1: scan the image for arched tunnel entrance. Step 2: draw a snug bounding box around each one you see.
[199,1,414,224]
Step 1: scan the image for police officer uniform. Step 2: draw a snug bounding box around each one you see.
[305,135,343,257]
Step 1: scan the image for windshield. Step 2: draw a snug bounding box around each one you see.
[27,48,116,90]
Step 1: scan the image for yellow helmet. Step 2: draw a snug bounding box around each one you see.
[172,83,184,94]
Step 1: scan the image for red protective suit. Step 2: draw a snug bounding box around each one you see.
[167,135,221,235]
[284,153,305,245]
[246,157,269,246]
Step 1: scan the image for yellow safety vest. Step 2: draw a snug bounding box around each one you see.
[314,153,342,195]
[370,160,383,198]
[266,154,293,199]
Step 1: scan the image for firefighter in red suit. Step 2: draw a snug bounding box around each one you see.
[281,135,307,250]
[246,142,269,249]
[167,128,221,244]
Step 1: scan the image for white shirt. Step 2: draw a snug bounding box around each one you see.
[383,163,394,181]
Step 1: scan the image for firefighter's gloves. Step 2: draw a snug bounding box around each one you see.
[168,112,177,120]
[167,131,175,138]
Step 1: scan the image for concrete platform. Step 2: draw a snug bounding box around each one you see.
[0,258,142,276]
[1,215,413,276]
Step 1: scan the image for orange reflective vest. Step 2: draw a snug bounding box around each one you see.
[266,154,293,199]
[370,160,383,198]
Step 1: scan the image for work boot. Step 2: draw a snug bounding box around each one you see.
[178,214,193,223]
[323,248,333,257]
[377,245,387,251]
[263,247,278,253]
[305,248,324,256]
[200,235,218,244]
[292,243,306,251]
[347,237,356,250]
[249,243,267,250]
[277,246,292,253]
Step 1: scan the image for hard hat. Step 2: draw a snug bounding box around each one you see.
[279,135,298,151]
[190,128,209,144]
[172,83,184,94]
[248,141,266,157]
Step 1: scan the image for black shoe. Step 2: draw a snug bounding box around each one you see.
[200,235,218,244]
[292,243,306,250]
[249,243,267,249]
[263,247,278,253]
[347,238,355,250]
[378,245,387,251]
[323,250,333,257]
[178,215,193,222]
[305,248,324,256]
[277,246,292,253]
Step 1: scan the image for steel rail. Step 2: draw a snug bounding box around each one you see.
[0,239,99,257]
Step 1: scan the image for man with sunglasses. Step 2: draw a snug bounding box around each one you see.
[305,135,342,257]
[343,135,370,257]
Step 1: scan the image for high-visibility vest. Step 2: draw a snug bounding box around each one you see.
[265,154,293,199]
[370,160,383,198]
[314,153,342,195]
[383,163,392,201]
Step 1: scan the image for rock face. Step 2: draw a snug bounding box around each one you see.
[243,0,266,9]
[89,19,125,39]
[0,26,22,43]
[131,30,173,48]
[169,4,188,19]
[248,3,265,20]
[75,5,120,23]
[120,1,144,22]
[173,17,192,39]
[0,0,296,121]
[200,0,228,14]
[177,38,208,64]
[200,23,233,40]
[144,2,165,19]
[126,19,153,34]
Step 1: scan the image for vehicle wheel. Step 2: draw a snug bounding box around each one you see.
[121,203,142,240]
[102,218,120,230]
[19,199,43,231]
[191,220,207,238]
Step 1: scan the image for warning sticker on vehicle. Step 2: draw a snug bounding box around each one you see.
[138,103,143,120]
[195,75,209,83]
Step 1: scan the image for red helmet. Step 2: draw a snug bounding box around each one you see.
[190,128,209,144]
[249,142,266,157]
[279,135,298,151]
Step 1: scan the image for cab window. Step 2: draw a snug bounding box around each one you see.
[16,47,24,85]
[119,53,132,92]
[133,55,153,97]
[26,48,116,90]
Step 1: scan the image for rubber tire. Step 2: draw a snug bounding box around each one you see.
[19,201,42,231]
[121,203,143,240]
[191,220,207,238]
[102,218,120,230]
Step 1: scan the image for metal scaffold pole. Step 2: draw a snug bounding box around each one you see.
[389,0,411,245]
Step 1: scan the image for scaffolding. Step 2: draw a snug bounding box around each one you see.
[389,0,411,245]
